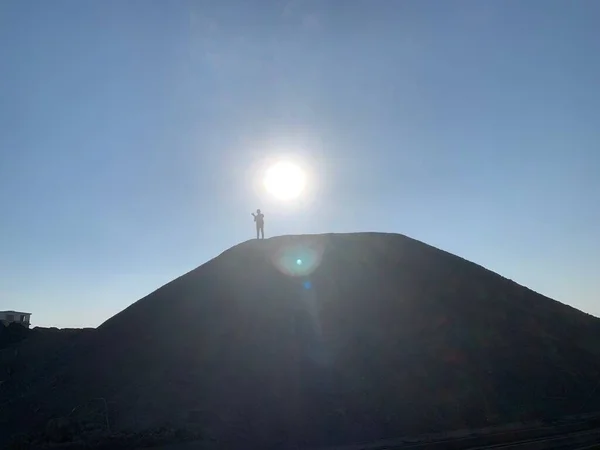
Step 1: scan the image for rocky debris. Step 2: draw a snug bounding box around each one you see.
[45,417,79,443]
[4,424,203,450]
[0,327,94,391]
[0,323,31,350]
[2,233,600,449]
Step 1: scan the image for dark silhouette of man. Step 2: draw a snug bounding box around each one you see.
[251,209,265,239]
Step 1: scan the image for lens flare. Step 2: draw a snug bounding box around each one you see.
[270,240,324,278]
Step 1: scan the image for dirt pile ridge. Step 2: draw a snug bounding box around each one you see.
[2,232,600,449]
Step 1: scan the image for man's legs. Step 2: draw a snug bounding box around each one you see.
[256,226,260,239]
[260,226,264,239]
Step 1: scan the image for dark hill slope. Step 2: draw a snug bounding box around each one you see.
[2,233,600,448]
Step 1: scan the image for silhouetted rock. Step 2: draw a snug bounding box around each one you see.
[0,323,31,349]
[45,417,77,443]
[2,233,600,449]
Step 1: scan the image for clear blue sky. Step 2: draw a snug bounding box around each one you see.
[1,0,599,328]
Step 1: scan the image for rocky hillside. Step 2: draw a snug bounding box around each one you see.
[2,233,600,449]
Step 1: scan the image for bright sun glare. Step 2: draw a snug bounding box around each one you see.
[263,161,307,201]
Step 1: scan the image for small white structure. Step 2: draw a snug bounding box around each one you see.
[0,311,32,328]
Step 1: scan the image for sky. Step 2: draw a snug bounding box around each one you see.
[1,0,599,328]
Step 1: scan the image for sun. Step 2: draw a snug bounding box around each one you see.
[263,161,307,200]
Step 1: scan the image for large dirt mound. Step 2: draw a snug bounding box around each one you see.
[2,233,600,448]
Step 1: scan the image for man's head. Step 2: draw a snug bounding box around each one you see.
[257,209,261,214]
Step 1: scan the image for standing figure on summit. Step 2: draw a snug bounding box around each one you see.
[251,209,265,239]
